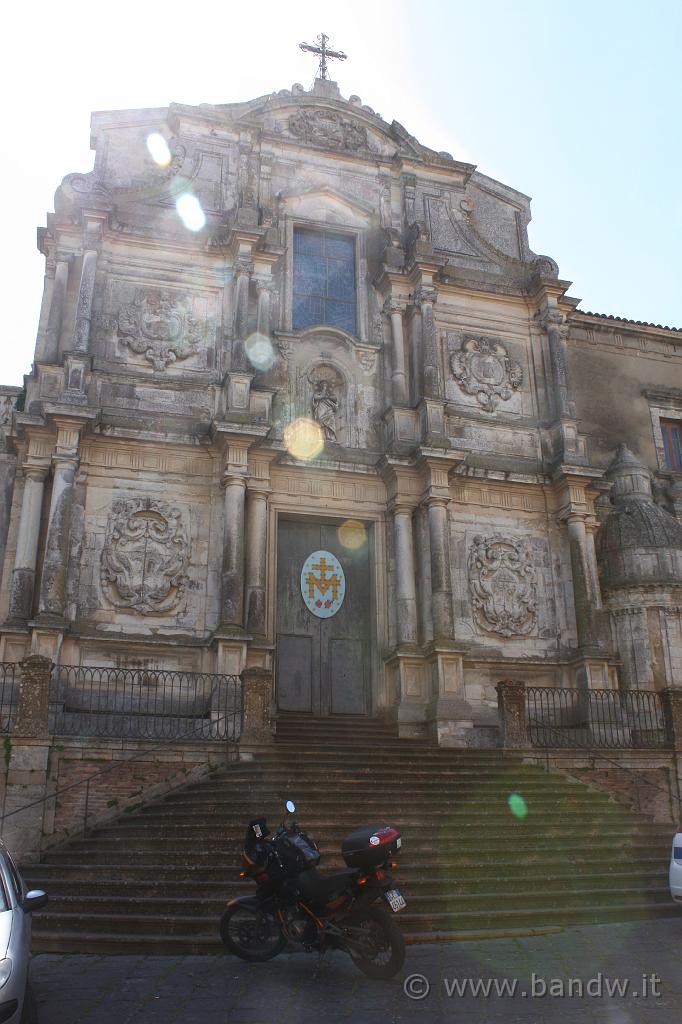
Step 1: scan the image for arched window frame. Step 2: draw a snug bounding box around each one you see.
[282,215,370,343]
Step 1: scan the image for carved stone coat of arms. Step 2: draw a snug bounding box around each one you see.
[468,534,537,637]
[117,289,204,370]
[101,498,189,615]
[451,336,523,412]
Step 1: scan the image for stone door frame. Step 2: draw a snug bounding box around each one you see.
[268,505,387,717]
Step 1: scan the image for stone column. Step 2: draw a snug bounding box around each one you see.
[245,487,269,638]
[427,498,454,641]
[40,253,71,363]
[72,248,98,354]
[385,299,408,405]
[37,454,78,621]
[540,309,572,420]
[15,655,52,738]
[221,474,246,629]
[240,666,273,745]
[566,512,601,648]
[255,280,272,338]
[393,504,418,645]
[496,679,529,748]
[662,688,682,752]
[414,504,433,645]
[7,467,48,623]
[414,286,440,400]
[234,258,253,342]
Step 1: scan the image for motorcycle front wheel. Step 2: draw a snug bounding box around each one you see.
[219,902,286,962]
[347,905,406,979]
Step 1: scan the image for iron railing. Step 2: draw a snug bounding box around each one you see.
[0,663,19,735]
[526,685,669,749]
[50,665,242,742]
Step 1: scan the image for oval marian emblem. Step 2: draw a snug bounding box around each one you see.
[301,550,346,619]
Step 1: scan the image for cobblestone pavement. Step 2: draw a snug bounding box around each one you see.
[30,918,682,1023]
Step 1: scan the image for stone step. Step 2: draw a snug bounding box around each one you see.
[27,853,669,882]
[32,894,678,944]
[65,823,669,853]
[94,817,669,838]
[39,842,670,868]
[40,880,671,920]
[24,867,667,898]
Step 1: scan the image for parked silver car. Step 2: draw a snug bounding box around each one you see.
[0,841,47,1023]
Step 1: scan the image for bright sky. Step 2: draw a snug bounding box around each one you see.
[2,0,680,386]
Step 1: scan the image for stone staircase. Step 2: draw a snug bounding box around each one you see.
[24,716,675,953]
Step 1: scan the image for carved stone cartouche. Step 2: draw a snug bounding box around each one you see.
[101,498,189,615]
[468,534,537,637]
[451,335,523,412]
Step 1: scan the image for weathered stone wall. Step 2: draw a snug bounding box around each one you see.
[0,735,231,859]
[523,750,680,825]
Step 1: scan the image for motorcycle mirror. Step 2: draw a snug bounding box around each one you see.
[285,800,296,814]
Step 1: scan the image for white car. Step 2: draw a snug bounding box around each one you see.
[669,831,682,904]
[0,841,47,1023]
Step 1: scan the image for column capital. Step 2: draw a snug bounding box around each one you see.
[413,285,437,309]
[535,307,568,338]
[235,256,255,277]
[221,471,247,490]
[383,296,406,316]
[255,276,274,295]
[22,464,49,483]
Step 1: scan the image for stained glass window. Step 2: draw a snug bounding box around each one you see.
[293,229,356,334]
[661,419,682,471]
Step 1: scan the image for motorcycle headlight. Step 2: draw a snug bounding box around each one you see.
[0,958,12,988]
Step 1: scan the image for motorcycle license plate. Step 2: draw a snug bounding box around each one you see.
[385,888,406,913]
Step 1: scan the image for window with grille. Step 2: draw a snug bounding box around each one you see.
[292,229,356,334]
[661,419,682,471]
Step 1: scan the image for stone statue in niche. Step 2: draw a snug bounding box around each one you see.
[101,498,189,615]
[117,289,204,371]
[309,366,343,443]
[468,534,537,637]
[451,335,523,412]
[312,379,338,442]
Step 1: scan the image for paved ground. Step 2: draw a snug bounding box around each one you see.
[30,918,682,1023]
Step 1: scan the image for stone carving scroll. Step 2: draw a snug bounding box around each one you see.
[101,498,189,615]
[289,110,369,152]
[451,335,523,412]
[468,534,537,637]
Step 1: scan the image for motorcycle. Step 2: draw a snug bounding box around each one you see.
[219,800,406,978]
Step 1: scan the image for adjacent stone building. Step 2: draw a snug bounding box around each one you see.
[2,75,682,744]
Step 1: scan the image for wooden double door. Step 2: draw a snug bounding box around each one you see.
[275,520,371,716]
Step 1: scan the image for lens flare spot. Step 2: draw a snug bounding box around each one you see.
[284,418,324,461]
[507,793,527,819]
[146,132,172,167]
[338,519,367,550]
[245,333,275,371]
[176,193,206,231]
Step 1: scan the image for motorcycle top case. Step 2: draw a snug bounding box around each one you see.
[341,824,401,869]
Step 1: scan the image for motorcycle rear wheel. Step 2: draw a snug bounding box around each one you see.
[219,903,286,962]
[348,905,405,979]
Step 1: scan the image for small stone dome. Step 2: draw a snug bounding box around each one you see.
[596,444,682,589]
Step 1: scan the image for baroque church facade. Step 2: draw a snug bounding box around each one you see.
[1,74,682,744]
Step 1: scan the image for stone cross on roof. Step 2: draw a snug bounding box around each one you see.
[299,33,347,81]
